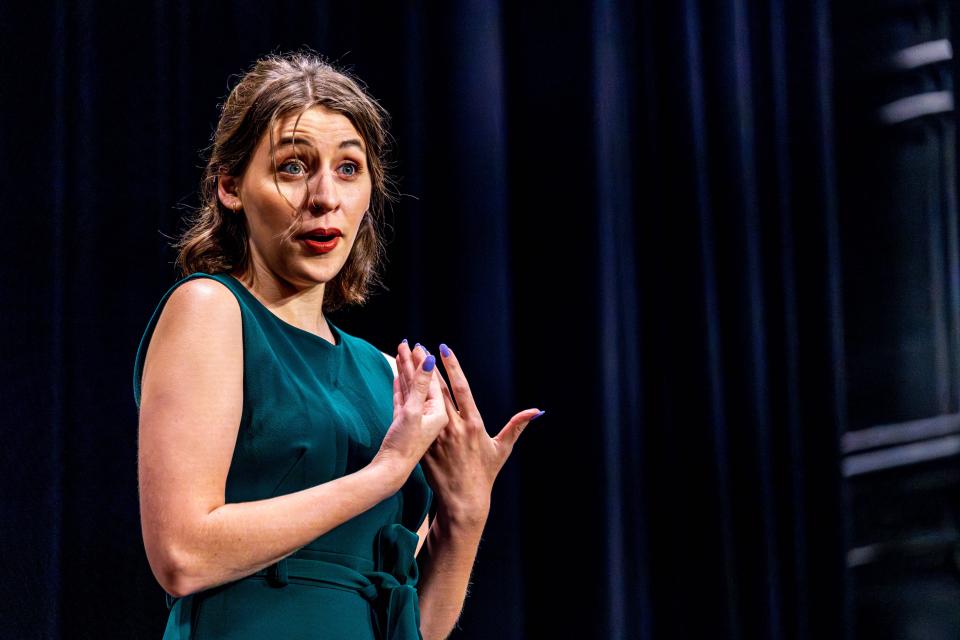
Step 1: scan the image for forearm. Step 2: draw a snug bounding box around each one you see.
[416,506,489,640]
[146,458,405,597]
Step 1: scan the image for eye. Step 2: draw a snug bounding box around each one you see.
[278,159,307,176]
[338,162,359,178]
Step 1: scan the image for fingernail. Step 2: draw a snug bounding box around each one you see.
[423,355,436,372]
[531,410,545,421]
[402,338,408,345]
[414,342,422,351]
[439,343,451,357]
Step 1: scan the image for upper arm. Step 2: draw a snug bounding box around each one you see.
[138,279,244,563]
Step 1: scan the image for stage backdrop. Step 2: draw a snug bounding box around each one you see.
[6,0,951,638]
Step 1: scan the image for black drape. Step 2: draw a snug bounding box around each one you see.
[612,2,848,638]
[6,1,952,638]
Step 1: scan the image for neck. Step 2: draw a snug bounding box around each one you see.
[233,261,334,343]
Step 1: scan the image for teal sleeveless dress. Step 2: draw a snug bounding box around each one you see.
[133,272,432,640]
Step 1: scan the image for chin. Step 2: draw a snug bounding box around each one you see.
[296,262,344,286]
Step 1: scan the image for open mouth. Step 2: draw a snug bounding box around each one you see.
[298,228,342,253]
[304,232,338,242]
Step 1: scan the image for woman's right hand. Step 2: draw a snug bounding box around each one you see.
[374,349,448,483]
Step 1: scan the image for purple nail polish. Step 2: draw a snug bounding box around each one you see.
[531,410,545,421]
[402,338,408,345]
[423,355,436,372]
[439,343,451,357]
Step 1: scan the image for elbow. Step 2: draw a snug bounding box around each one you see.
[158,570,199,600]
[142,511,222,597]
[147,544,207,598]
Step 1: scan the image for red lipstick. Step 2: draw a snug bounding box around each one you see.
[298,227,342,254]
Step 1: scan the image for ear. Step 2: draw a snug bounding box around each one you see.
[217,173,244,212]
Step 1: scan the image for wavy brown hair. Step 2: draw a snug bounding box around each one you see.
[176,52,394,311]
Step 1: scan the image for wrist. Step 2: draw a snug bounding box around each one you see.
[434,496,490,531]
[367,451,415,494]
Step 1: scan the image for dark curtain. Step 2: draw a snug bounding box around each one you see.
[1,1,856,638]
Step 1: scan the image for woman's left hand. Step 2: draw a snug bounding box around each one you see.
[396,341,542,525]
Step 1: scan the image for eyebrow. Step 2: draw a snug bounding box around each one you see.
[338,138,365,151]
[277,136,365,151]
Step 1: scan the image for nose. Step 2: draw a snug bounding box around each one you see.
[308,170,340,214]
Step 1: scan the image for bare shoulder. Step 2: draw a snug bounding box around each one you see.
[163,277,240,323]
[141,278,243,407]
[153,278,241,345]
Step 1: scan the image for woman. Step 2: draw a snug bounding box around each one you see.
[133,52,543,640]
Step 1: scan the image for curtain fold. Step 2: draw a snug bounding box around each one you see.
[593,0,649,636]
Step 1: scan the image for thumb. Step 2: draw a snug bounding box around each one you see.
[493,409,544,450]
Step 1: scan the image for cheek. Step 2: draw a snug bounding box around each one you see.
[274,181,308,207]
[252,173,302,206]
[350,182,373,217]
[344,225,368,259]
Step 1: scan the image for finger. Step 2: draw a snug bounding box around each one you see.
[493,409,544,450]
[405,353,437,413]
[392,372,403,415]
[399,340,427,399]
[411,342,427,365]
[397,340,414,399]
[437,344,480,419]
[426,366,444,405]
[407,345,437,405]
[426,361,460,418]
[419,348,450,416]
[437,379,461,425]
[401,342,426,383]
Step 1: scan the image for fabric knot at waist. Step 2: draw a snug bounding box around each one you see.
[255,522,422,640]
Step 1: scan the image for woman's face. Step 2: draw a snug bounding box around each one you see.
[220,106,372,290]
